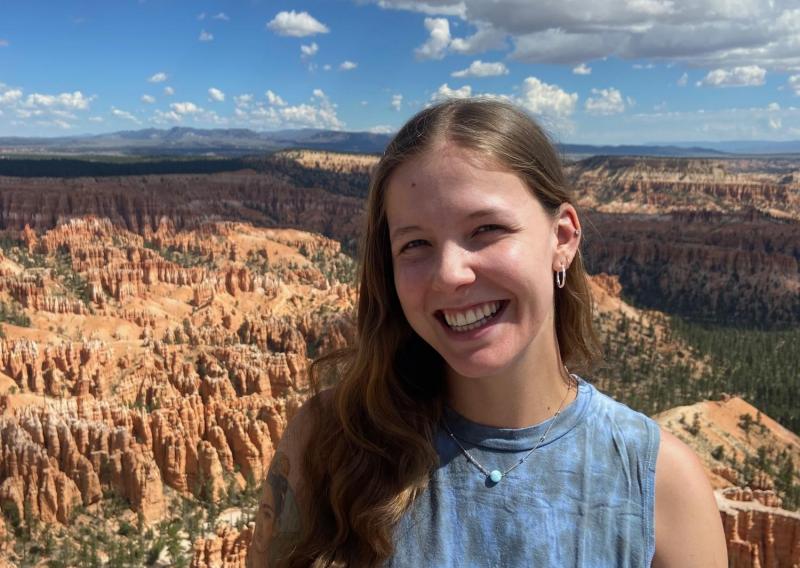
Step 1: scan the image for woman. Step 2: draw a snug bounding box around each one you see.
[247,99,728,567]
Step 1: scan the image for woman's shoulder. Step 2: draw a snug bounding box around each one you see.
[652,429,728,566]
[246,388,335,568]
[580,378,659,433]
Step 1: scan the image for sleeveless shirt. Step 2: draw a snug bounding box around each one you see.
[385,376,661,567]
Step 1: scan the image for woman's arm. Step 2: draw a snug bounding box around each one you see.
[652,428,728,567]
[246,402,314,568]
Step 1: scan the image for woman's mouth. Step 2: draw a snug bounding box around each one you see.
[436,300,509,333]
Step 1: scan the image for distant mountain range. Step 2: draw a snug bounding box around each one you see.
[1,126,798,158]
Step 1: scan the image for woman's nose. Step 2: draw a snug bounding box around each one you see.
[431,243,476,291]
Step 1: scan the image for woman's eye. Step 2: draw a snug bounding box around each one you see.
[399,239,427,253]
[474,224,503,235]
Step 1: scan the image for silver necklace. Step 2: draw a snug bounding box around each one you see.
[442,373,577,485]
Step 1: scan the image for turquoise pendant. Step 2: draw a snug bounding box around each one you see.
[489,470,503,483]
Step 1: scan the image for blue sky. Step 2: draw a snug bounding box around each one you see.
[2,0,800,143]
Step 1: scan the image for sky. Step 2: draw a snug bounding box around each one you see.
[2,0,800,144]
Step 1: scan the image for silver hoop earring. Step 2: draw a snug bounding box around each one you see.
[555,264,566,289]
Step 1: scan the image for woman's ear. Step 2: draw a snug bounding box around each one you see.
[552,203,582,272]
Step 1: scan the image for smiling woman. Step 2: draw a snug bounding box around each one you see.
[246,98,728,568]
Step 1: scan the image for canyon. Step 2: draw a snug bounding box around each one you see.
[0,151,796,566]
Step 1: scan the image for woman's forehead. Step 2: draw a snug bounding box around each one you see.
[384,146,542,225]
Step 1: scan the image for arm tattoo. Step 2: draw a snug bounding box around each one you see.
[247,451,302,568]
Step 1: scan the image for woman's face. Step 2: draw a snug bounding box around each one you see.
[385,143,577,381]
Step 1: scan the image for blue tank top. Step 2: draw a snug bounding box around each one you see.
[385,376,660,567]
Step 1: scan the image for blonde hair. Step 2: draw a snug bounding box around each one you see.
[285,98,601,567]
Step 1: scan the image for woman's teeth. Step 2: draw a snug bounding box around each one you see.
[443,301,502,332]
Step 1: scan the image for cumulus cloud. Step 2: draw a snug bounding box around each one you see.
[451,60,508,78]
[572,63,591,75]
[340,60,358,71]
[375,1,466,17]
[677,72,689,86]
[266,90,287,106]
[698,65,766,87]
[141,94,156,104]
[208,88,225,102]
[164,86,175,96]
[515,76,577,120]
[789,75,800,95]
[171,101,201,114]
[432,83,473,100]
[148,72,168,83]
[584,87,626,115]
[234,94,254,107]
[199,30,214,42]
[366,0,800,70]
[267,10,329,37]
[212,12,230,21]
[0,87,22,105]
[415,17,451,60]
[111,107,140,123]
[301,42,319,57]
[23,91,94,110]
[391,94,403,111]
[231,89,344,130]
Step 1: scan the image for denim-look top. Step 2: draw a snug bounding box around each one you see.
[385,376,660,568]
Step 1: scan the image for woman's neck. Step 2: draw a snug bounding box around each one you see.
[444,350,576,429]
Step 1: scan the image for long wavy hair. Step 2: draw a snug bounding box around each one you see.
[285,98,601,567]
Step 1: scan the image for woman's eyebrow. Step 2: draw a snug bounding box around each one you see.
[390,209,507,241]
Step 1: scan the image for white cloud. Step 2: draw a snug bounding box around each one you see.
[432,83,473,100]
[391,94,403,111]
[0,39,8,47]
[515,76,577,120]
[323,64,332,71]
[208,88,225,102]
[88,116,104,123]
[23,91,94,110]
[300,42,319,57]
[572,63,591,75]
[197,12,206,21]
[375,1,466,17]
[171,101,201,114]
[449,22,507,54]
[0,88,22,104]
[788,75,800,95]
[164,86,175,96]
[266,90,287,106]
[212,12,230,21]
[698,65,766,87]
[415,17,451,60]
[234,94,254,107]
[232,89,344,130]
[451,60,508,78]
[340,60,358,71]
[632,63,655,69]
[111,107,140,123]
[199,30,214,42]
[365,1,800,71]
[141,94,156,104]
[584,87,626,115]
[677,72,689,86]
[267,10,329,37]
[768,116,782,130]
[148,72,168,83]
